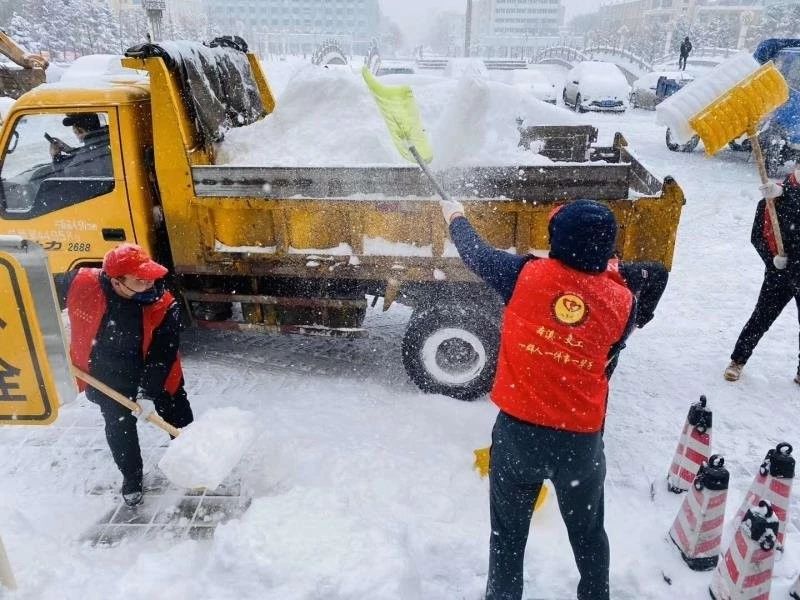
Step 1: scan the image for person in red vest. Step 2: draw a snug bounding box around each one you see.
[440,198,666,600]
[66,244,193,506]
[725,169,800,383]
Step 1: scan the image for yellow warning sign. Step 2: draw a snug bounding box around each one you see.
[0,252,59,424]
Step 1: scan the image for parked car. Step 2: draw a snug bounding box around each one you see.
[631,71,694,110]
[503,68,557,104]
[562,61,629,113]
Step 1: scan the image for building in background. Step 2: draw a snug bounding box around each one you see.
[202,0,380,56]
[594,0,765,55]
[471,0,566,58]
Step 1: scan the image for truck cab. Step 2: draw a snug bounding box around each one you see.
[0,80,161,277]
[754,39,800,175]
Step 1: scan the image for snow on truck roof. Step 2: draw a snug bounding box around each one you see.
[13,81,150,111]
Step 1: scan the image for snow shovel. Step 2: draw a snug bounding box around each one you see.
[657,58,790,256]
[364,68,550,512]
[473,447,549,512]
[71,366,255,490]
[361,67,451,200]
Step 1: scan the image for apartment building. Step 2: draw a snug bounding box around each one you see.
[202,0,380,55]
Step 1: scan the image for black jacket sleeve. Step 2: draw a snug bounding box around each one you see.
[605,296,638,378]
[618,261,669,328]
[751,199,773,268]
[449,216,532,305]
[139,300,181,398]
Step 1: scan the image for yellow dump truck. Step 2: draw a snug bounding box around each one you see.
[0,38,685,400]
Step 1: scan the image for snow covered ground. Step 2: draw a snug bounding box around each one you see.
[2,66,800,600]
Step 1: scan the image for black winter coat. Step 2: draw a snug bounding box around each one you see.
[751,175,800,281]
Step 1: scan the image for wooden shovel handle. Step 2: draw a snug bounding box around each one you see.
[748,128,785,257]
[70,365,181,438]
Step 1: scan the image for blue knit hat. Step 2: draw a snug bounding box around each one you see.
[548,200,617,273]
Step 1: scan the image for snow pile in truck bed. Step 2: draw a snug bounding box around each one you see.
[0,96,14,121]
[216,65,578,168]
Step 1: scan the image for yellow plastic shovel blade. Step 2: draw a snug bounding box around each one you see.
[362,66,433,164]
[690,61,789,156]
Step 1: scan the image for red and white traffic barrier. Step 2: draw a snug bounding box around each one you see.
[669,454,729,570]
[733,443,794,548]
[790,573,800,600]
[710,500,779,600]
[668,395,713,493]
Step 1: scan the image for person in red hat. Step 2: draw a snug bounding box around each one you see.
[65,244,193,506]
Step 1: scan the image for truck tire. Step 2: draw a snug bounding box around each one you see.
[665,128,699,152]
[402,302,499,401]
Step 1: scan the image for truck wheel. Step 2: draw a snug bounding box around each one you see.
[665,128,699,152]
[402,302,499,401]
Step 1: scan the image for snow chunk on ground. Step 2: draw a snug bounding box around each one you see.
[158,407,257,490]
[212,490,423,599]
[217,66,578,168]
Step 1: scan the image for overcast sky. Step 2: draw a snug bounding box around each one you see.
[378,0,604,44]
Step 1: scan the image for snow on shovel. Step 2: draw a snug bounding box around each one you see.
[72,366,255,490]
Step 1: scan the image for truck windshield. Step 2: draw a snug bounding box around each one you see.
[0,112,114,216]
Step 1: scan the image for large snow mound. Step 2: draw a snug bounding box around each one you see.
[216,65,579,168]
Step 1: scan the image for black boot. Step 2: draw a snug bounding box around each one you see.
[122,472,143,507]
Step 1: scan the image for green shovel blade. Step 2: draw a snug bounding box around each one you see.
[362,66,433,164]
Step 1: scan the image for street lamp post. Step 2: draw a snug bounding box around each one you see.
[465,0,473,57]
[143,0,166,42]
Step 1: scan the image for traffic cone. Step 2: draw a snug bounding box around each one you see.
[733,442,794,549]
[710,500,779,600]
[669,454,729,571]
[790,573,800,600]
[667,395,712,493]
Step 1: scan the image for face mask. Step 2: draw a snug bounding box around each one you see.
[131,287,160,305]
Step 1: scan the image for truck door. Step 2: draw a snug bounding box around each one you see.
[0,108,134,274]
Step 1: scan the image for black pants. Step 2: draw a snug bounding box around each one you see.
[679,55,688,70]
[731,268,800,367]
[486,411,609,600]
[88,385,193,482]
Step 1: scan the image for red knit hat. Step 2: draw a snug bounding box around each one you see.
[102,244,168,280]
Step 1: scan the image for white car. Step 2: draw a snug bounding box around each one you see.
[630,71,694,110]
[518,70,557,104]
[491,68,558,104]
[562,61,629,113]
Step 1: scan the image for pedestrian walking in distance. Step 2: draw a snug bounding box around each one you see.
[679,37,693,71]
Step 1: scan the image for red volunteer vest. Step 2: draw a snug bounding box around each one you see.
[67,268,183,395]
[491,259,634,433]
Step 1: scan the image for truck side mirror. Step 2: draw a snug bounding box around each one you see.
[6,130,18,155]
